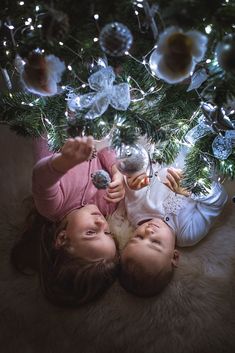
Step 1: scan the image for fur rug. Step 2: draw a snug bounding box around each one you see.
[1,126,235,353]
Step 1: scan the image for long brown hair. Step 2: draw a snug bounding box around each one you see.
[11,203,119,307]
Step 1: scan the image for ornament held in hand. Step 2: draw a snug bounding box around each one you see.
[99,22,133,57]
[21,51,65,96]
[149,26,208,84]
[91,170,111,189]
[116,144,149,177]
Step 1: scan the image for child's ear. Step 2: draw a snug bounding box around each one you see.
[54,230,68,249]
[171,249,180,267]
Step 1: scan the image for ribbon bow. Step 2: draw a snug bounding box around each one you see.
[68,66,130,120]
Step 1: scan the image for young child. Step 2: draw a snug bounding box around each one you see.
[119,166,228,297]
[12,136,125,306]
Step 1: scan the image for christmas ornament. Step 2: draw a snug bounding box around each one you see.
[99,22,133,57]
[216,34,235,75]
[201,102,234,133]
[91,170,111,189]
[21,51,65,96]
[67,66,130,119]
[185,115,235,160]
[115,144,149,177]
[212,134,233,160]
[42,8,70,42]
[149,26,208,84]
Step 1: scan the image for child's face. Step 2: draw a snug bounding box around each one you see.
[121,218,179,274]
[63,205,116,261]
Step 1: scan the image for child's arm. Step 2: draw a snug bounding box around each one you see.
[176,182,228,246]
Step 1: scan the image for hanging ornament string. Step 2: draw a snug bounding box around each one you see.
[67,66,131,120]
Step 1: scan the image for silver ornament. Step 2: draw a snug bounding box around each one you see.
[99,22,133,57]
[91,170,111,189]
[116,144,149,176]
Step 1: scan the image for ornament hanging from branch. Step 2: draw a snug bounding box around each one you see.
[20,51,65,96]
[215,33,235,75]
[201,102,234,133]
[149,26,208,84]
[99,22,133,57]
[42,8,70,42]
[67,66,131,120]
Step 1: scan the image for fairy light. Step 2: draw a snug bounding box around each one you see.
[137,3,143,8]
[93,37,99,42]
[59,42,64,46]
[30,25,34,30]
[37,24,42,28]
[82,84,86,88]
[5,24,14,30]
[205,25,212,34]
[94,14,99,20]
[142,59,147,65]
[35,5,40,11]
[135,10,139,15]
[5,50,10,55]
[18,1,24,5]
[3,41,7,46]
[67,65,72,71]
[206,59,211,63]
[9,93,13,98]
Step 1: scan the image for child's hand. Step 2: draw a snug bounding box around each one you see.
[52,136,94,173]
[127,172,150,190]
[164,167,190,197]
[104,171,125,203]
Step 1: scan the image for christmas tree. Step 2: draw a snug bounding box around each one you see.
[0,0,235,194]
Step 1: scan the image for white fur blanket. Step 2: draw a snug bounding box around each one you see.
[0,127,235,353]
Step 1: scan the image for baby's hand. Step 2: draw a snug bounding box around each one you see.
[164,167,190,197]
[127,172,150,190]
[52,136,94,173]
[104,171,125,203]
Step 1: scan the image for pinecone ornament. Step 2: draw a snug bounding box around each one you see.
[42,9,70,42]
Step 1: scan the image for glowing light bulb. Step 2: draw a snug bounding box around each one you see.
[94,14,99,20]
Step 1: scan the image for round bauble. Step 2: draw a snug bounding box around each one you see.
[216,34,235,74]
[99,22,133,57]
[116,144,149,177]
[91,170,111,189]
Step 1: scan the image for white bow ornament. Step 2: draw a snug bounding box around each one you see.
[68,66,130,120]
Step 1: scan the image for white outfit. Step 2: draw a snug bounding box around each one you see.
[125,166,228,247]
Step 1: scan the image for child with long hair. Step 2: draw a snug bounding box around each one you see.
[11,136,125,307]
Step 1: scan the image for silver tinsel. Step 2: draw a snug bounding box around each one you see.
[99,22,133,57]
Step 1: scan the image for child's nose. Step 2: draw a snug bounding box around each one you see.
[95,217,106,228]
[145,227,155,236]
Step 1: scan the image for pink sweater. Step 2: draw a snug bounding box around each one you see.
[32,146,117,222]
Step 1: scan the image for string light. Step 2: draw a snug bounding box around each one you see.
[206,59,211,63]
[35,5,40,12]
[205,25,212,34]
[18,1,24,5]
[94,14,99,20]
[67,65,72,71]
[93,37,99,42]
